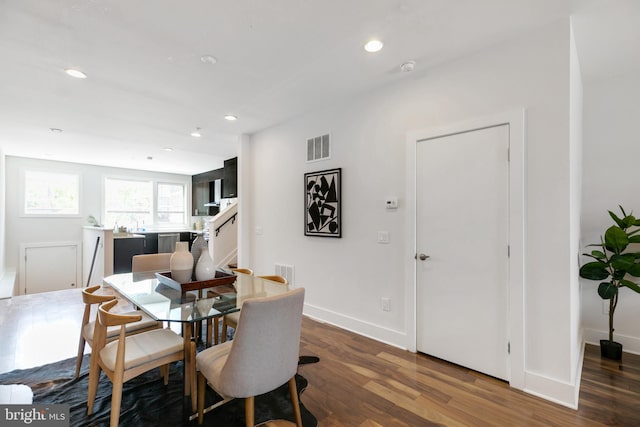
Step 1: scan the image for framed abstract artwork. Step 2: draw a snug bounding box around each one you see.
[304,168,341,237]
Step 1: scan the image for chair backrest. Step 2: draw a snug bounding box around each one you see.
[218,288,305,398]
[257,275,288,285]
[132,253,172,273]
[232,268,253,276]
[81,285,116,330]
[94,299,143,349]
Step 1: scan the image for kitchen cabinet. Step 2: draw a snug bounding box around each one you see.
[192,168,223,216]
[180,231,192,244]
[113,237,145,273]
[143,233,158,254]
[222,157,237,198]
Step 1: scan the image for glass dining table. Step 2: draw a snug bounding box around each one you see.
[102,270,290,414]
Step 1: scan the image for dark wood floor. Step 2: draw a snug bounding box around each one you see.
[1,289,639,426]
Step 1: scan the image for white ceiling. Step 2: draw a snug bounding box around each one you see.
[1,0,638,175]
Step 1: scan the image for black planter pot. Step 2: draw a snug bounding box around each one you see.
[600,339,623,361]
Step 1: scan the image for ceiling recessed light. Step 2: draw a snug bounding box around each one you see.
[64,68,87,79]
[191,128,202,138]
[400,60,416,72]
[163,147,173,152]
[200,55,217,64]
[49,127,63,133]
[364,39,383,53]
[224,115,237,121]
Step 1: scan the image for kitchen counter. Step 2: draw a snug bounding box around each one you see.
[113,233,145,239]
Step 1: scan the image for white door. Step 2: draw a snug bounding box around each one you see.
[25,245,78,294]
[416,124,509,380]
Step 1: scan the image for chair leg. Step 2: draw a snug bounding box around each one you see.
[245,396,255,427]
[197,372,206,425]
[213,318,219,345]
[221,320,228,343]
[110,372,124,427]
[206,319,212,347]
[190,341,197,412]
[160,364,169,385]
[289,376,303,427]
[87,360,101,414]
[75,335,86,378]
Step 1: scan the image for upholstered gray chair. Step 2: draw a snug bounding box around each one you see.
[196,288,305,426]
[219,274,288,344]
[131,253,172,273]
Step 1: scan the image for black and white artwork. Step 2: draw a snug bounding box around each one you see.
[305,168,341,237]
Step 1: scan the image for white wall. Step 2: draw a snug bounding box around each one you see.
[246,20,580,406]
[581,71,640,353]
[0,147,5,275]
[569,22,584,391]
[4,156,191,288]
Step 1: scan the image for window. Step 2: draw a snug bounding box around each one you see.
[104,177,187,229]
[23,170,80,216]
[157,182,185,224]
[104,178,152,230]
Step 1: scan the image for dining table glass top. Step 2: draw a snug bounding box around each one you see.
[103,270,290,323]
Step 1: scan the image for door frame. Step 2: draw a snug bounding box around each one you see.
[404,109,526,389]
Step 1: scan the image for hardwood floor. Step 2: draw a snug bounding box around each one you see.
[1,288,639,426]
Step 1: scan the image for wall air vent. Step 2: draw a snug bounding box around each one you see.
[275,263,295,288]
[306,133,330,162]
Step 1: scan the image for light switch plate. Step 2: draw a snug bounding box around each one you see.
[377,231,390,243]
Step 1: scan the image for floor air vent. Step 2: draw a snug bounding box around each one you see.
[307,134,330,162]
[275,263,295,287]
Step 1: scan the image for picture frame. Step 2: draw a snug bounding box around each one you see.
[304,168,341,237]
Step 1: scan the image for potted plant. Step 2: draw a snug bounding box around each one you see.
[579,206,640,360]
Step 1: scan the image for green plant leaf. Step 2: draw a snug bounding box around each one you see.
[629,235,640,243]
[604,226,629,254]
[611,254,635,270]
[634,219,640,226]
[598,282,618,299]
[609,210,626,228]
[590,250,605,259]
[619,205,628,217]
[627,263,640,277]
[620,279,640,293]
[624,215,637,228]
[579,262,609,280]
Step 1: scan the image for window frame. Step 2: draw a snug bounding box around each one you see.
[20,168,82,218]
[102,175,188,229]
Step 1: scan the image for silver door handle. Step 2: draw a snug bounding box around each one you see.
[415,253,430,261]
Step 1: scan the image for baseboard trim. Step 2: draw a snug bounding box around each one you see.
[523,368,580,409]
[583,327,640,356]
[303,303,407,350]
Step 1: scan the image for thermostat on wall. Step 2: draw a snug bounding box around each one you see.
[385,198,398,209]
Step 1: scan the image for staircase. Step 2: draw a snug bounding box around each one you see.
[207,201,238,268]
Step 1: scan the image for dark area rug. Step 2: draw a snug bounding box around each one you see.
[0,355,318,427]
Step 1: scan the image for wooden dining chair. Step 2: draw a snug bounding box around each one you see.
[75,285,162,378]
[205,268,254,346]
[196,288,305,426]
[219,275,288,344]
[87,299,189,427]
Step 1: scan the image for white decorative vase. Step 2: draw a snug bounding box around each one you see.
[170,241,193,283]
[195,247,216,281]
[190,235,207,275]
